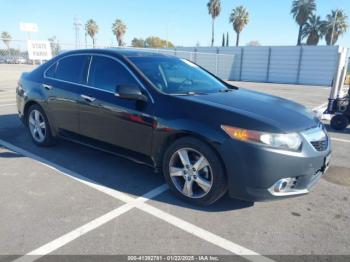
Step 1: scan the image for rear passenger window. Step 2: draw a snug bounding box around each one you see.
[88,56,138,92]
[55,55,88,83]
[45,63,57,78]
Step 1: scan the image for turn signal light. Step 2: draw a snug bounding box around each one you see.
[221,126,260,142]
[221,125,302,151]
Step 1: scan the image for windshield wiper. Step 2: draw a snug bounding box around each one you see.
[172,91,208,96]
[219,88,234,93]
[187,91,208,95]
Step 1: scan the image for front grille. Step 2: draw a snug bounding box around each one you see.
[311,139,328,151]
[302,125,329,152]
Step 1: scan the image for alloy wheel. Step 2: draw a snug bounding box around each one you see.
[169,148,213,199]
[28,109,47,143]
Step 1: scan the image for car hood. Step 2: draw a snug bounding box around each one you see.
[181,88,319,132]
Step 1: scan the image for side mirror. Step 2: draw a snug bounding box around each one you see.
[115,84,148,102]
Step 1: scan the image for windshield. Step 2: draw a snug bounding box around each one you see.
[128,56,228,95]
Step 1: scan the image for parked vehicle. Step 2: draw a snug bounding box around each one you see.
[16,49,331,205]
[14,57,27,64]
[0,56,27,64]
[4,56,16,64]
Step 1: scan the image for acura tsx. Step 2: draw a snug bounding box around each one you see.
[16,49,331,205]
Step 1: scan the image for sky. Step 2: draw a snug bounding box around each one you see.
[1,0,349,49]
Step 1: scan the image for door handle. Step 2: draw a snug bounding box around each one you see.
[42,84,53,90]
[81,94,96,102]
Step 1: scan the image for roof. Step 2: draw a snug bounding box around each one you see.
[60,48,171,59]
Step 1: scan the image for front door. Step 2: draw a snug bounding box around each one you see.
[78,55,154,156]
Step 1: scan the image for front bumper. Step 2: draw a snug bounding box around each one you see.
[219,128,331,202]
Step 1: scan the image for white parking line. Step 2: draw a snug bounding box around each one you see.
[331,137,350,143]
[0,103,16,107]
[14,185,168,262]
[137,204,273,262]
[0,139,273,262]
[0,138,136,203]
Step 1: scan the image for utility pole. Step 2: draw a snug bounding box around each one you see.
[73,16,82,49]
[85,25,87,49]
[166,23,175,48]
[166,23,169,48]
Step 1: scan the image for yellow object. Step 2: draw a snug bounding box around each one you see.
[221,125,260,142]
[345,75,350,85]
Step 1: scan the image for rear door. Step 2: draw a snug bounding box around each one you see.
[78,55,155,155]
[43,55,89,133]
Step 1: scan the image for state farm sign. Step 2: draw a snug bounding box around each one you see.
[27,40,52,60]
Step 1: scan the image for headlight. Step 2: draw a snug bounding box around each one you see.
[221,125,302,151]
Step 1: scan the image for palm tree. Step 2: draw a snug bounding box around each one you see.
[85,19,99,48]
[207,0,221,47]
[1,31,11,52]
[301,15,325,45]
[291,0,316,45]
[112,19,127,47]
[229,6,249,47]
[324,9,348,45]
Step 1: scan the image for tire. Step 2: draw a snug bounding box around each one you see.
[330,114,349,130]
[26,104,55,147]
[162,137,227,206]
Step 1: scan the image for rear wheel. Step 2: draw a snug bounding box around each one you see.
[163,137,227,206]
[330,114,349,130]
[27,104,55,146]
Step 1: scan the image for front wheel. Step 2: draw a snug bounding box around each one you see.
[163,137,227,206]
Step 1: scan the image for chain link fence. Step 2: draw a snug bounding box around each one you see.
[0,39,28,64]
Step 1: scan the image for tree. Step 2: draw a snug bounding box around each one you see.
[207,0,221,47]
[246,40,261,46]
[301,15,325,45]
[324,9,348,45]
[48,36,61,56]
[226,32,229,46]
[145,36,174,48]
[229,6,249,47]
[222,33,225,46]
[131,38,145,48]
[85,19,99,48]
[1,32,11,52]
[112,19,127,47]
[291,0,316,46]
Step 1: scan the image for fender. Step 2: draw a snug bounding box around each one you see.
[20,77,58,137]
[151,118,228,168]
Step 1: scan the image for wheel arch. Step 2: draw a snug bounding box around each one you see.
[23,100,40,125]
[23,100,57,137]
[154,131,227,179]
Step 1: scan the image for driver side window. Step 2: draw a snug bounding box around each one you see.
[88,56,139,92]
